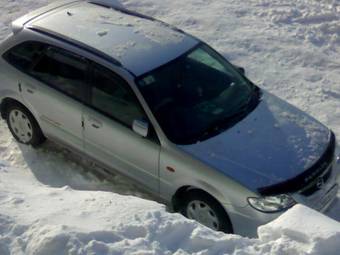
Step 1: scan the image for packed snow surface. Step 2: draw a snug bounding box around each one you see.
[0,0,340,254]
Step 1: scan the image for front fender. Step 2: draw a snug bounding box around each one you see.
[159,146,253,209]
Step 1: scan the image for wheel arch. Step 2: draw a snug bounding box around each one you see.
[171,178,231,211]
[0,97,24,119]
[172,185,234,233]
[172,184,226,211]
[1,97,46,146]
[1,97,42,131]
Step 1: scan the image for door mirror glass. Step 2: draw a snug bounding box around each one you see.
[133,119,149,137]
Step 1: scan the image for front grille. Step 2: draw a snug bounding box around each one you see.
[258,131,336,196]
[300,166,332,196]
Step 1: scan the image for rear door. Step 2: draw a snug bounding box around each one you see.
[8,42,89,151]
[83,63,160,193]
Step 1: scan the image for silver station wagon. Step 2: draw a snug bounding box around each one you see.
[0,0,339,237]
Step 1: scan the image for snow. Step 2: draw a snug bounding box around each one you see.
[82,3,186,46]
[0,0,340,254]
[1,164,340,254]
[29,1,195,75]
[89,0,124,9]
[259,205,340,255]
[274,107,330,169]
[122,0,340,138]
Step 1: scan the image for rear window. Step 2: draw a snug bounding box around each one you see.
[3,41,45,71]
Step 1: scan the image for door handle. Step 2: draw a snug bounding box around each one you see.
[88,117,103,129]
[27,88,35,94]
[92,123,101,129]
[26,83,37,94]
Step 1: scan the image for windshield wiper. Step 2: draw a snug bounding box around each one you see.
[197,86,261,142]
[246,84,261,109]
[197,107,248,142]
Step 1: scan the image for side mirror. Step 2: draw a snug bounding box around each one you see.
[233,64,246,75]
[237,67,245,75]
[133,119,149,137]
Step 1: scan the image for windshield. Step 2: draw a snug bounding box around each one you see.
[137,44,259,145]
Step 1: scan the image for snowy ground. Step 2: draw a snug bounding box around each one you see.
[1,163,340,255]
[0,0,340,254]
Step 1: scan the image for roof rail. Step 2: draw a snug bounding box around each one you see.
[11,0,81,34]
[28,26,122,67]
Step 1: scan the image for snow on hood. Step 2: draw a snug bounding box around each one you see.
[180,91,331,192]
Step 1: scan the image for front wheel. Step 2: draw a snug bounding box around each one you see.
[181,190,233,233]
[6,104,45,147]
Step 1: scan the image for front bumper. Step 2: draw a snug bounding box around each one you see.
[292,161,339,212]
[225,156,340,238]
[224,203,282,237]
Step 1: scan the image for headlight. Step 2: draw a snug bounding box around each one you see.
[247,194,296,213]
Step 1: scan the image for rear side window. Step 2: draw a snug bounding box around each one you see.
[3,41,45,71]
[30,46,88,101]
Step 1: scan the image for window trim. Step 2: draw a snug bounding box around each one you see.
[3,40,46,73]
[3,40,160,143]
[30,45,90,103]
[3,41,91,104]
[87,61,138,128]
[86,61,160,144]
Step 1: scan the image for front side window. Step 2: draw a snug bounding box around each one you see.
[90,63,145,127]
[3,41,45,71]
[30,46,88,101]
[137,44,259,145]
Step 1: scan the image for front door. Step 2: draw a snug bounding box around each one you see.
[83,63,160,193]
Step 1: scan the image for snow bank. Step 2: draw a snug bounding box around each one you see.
[1,164,340,255]
[259,205,340,255]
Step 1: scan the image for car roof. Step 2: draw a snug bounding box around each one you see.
[27,1,199,76]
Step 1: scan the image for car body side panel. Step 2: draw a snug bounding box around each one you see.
[0,59,25,111]
[0,69,85,154]
[1,28,163,194]
[21,76,85,152]
[159,145,254,208]
[0,35,25,108]
[83,106,160,193]
[0,31,87,151]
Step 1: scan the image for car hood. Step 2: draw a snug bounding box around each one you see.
[179,91,331,193]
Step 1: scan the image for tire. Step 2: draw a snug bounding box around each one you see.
[180,189,233,233]
[6,103,45,147]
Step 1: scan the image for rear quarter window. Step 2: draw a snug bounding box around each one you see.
[3,41,45,71]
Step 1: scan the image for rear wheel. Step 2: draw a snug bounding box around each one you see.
[181,190,233,233]
[6,104,45,147]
